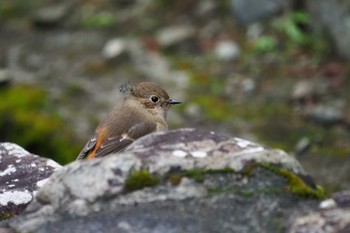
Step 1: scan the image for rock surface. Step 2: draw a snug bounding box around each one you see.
[2,129,324,233]
[0,143,62,220]
[288,190,350,233]
[231,0,290,23]
[306,0,350,59]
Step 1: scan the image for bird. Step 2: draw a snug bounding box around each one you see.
[76,82,181,160]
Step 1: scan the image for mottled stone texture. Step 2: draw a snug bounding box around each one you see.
[0,129,328,232]
[288,190,350,233]
[0,143,61,220]
[306,0,350,59]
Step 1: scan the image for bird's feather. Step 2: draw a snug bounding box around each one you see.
[94,136,133,158]
[76,134,98,160]
[76,121,157,159]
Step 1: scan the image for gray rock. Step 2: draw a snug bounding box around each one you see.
[0,143,62,220]
[231,0,290,24]
[156,25,196,48]
[32,3,73,27]
[224,73,256,99]
[288,190,350,233]
[214,40,240,61]
[291,78,346,125]
[302,104,344,125]
[0,69,12,87]
[195,0,216,17]
[306,0,350,59]
[102,38,127,59]
[4,129,322,233]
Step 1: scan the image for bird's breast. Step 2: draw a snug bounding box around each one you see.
[156,120,168,131]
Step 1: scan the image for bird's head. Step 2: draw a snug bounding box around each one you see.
[122,82,181,118]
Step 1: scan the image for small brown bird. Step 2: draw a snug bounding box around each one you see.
[76,82,180,160]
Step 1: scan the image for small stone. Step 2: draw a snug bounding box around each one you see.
[224,74,256,99]
[292,80,328,101]
[156,25,196,48]
[102,38,127,59]
[0,69,12,87]
[231,0,289,24]
[214,40,240,61]
[195,0,216,17]
[303,105,344,125]
[32,4,71,27]
[294,137,311,155]
[172,150,188,158]
[292,80,314,100]
[319,199,336,209]
[191,151,207,158]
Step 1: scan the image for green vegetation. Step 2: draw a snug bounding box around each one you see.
[166,163,325,199]
[253,36,278,53]
[0,212,16,220]
[249,11,327,56]
[273,12,311,46]
[124,169,160,192]
[263,164,326,199]
[0,85,80,164]
[80,11,116,29]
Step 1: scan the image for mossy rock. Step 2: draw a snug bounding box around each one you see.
[124,170,160,192]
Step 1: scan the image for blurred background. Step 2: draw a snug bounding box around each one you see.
[0,0,349,193]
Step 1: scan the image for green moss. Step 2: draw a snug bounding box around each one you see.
[204,164,326,198]
[168,173,183,186]
[253,36,278,53]
[263,165,326,199]
[183,169,206,182]
[80,12,116,29]
[0,85,80,164]
[124,170,160,192]
[279,169,326,199]
[0,212,16,220]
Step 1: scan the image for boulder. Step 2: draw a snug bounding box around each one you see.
[306,0,350,59]
[3,129,324,233]
[0,143,62,220]
[288,190,350,233]
[231,0,290,24]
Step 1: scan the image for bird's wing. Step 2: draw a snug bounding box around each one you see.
[76,133,98,160]
[93,136,133,158]
[76,122,157,160]
[94,122,157,158]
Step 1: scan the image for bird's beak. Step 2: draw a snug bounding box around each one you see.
[168,99,181,105]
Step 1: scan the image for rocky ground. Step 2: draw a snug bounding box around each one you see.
[0,130,330,232]
[0,0,350,193]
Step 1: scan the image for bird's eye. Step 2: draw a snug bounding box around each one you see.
[151,96,159,103]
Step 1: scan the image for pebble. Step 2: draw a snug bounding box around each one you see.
[32,4,72,27]
[214,40,240,61]
[102,38,127,59]
[0,69,12,87]
[156,25,196,48]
